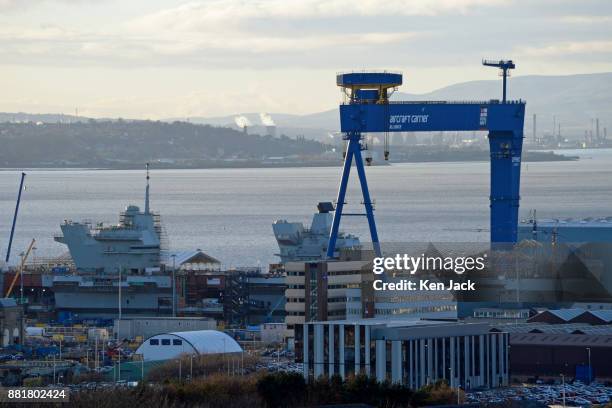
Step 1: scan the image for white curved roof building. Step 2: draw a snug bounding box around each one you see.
[135,330,242,361]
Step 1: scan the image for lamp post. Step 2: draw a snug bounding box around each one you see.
[449,367,460,405]
[118,346,121,382]
[561,373,566,407]
[586,347,591,383]
[19,251,24,305]
[117,264,122,321]
[171,254,177,317]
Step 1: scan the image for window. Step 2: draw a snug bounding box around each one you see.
[149,339,159,345]
[173,339,182,346]
[161,339,171,345]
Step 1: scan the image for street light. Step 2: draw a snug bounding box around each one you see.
[117,264,123,321]
[448,367,460,405]
[561,373,566,408]
[586,347,591,383]
[171,254,177,317]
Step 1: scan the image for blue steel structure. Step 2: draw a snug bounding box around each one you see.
[482,59,516,103]
[5,172,26,263]
[327,69,526,258]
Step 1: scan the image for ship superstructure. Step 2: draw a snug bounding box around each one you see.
[519,216,612,243]
[273,202,360,263]
[50,164,173,319]
[54,164,167,274]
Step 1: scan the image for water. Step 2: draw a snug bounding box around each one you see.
[1,149,611,268]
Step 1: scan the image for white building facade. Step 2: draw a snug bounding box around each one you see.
[135,330,242,361]
[300,319,508,389]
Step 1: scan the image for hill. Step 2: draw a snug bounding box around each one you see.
[180,72,612,140]
[0,120,328,168]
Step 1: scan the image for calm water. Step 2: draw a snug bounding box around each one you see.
[1,149,611,267]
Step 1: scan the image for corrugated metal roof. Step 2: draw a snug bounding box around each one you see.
[529,309,585,322]
[548,309,585,321]
[510,332,612,347]
[587,310,612,323]
[492,322,612,335]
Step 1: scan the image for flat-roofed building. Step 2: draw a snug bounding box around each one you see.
[491,322,612,379]
[300,319,509,389]
[114,316,216,341]
[285,260,459,339]
[285,260,371,338]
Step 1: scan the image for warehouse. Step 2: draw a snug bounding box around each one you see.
[135,330,242,361]
[114,316,216,341]
[491,322,612,379]
[300,319,508,389]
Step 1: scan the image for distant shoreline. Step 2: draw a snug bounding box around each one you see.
[0,151,578,171]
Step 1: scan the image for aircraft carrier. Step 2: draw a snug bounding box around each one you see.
[50,165,174,319]
[273,202,360,263]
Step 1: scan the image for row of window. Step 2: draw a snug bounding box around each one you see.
[149,338,183,346]
[287,283,354,290]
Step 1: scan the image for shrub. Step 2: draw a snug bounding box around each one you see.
[256,372,306,408]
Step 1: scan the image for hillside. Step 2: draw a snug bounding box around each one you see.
[0,120,328,168]
[2,72,610,147]
[181,72,612,140]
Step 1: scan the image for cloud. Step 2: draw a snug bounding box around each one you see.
[521,41,612,57]
[130,0,504,31]
[558,15,612,24]
[0,0,505,67]
[0,24,417,62]
[0,0,102,12]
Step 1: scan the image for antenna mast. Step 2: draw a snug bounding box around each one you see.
[144,163,150,215]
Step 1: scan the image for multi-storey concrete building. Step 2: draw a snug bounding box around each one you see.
[285,260,371,338]
[285,260,458,338]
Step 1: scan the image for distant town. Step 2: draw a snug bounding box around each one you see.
[0,118,591,169]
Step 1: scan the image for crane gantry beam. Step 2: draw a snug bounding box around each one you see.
[327,65,525,258]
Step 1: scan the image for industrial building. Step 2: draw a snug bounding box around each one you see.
[527,308,612,325]
[300,319,509,389]
[135,330,242,362]
[114,316,216,341]
[0,298,24,346]
[490,322,612,380]
[261,322,286,344]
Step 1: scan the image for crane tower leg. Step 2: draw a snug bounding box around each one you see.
[488,130,523,244]
[353,138,381,257]
[327,137,354,258]
[327,133,382,259]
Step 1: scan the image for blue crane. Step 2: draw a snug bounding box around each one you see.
[482,59,515,103]
[327,64,525,258]
[5,172,26,263]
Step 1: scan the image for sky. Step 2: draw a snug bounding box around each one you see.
[1,0,612,119]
